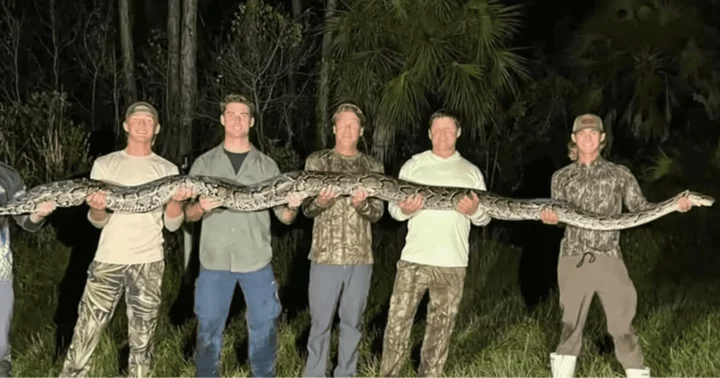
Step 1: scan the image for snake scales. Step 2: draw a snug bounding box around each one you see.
[0,171,714,231]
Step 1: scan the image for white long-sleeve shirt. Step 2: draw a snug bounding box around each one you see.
[88,150,183,264]
[389,150,491,267]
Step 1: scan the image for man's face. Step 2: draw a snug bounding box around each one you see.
[125,113,156,143]
[573,128,604,154]
[429,116,459,151]
[222,102,253,138]
[333,111,362,149]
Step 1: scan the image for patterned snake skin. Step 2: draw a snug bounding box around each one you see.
[0,171,714,231]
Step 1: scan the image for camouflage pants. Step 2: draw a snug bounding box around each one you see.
[380,260,466,377]
[60,260,164,378]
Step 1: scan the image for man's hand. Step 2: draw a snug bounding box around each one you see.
[398,194,423,216]
[286,192,306,210]
[165,185,195,219]
[198,197,223,212]
[315,186,340,207]
[677,195,693,213]
[540,208,559,224]
[351,186,368,209]
[30,201,56,223]
[86,191,109,223]
[171,185,196,202]
[456,192,480,216]
[184,196,223,222]
[86,191,108,211]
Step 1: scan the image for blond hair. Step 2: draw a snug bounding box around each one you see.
[220,94,255,116]
[331,103,365,127]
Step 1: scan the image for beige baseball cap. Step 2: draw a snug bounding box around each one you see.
[572,113,603,133]
[125,101,159,122]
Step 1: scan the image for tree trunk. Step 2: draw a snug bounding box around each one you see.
[315,0,337,150]
[286,0,301,143]
[167,0,181,160]
[118,0,136,104]
[179,0,198,161]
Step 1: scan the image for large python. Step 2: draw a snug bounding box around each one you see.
[0,171,714,231]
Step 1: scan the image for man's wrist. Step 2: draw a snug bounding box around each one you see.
[354,200,369,211]
[89,208,107,218]
[313,198,329,208]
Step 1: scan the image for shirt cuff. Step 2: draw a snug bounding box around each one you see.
[87,210,110,228]
[164,212,185,232]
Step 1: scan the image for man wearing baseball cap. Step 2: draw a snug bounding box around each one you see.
[539,113,694,378]
[125,102,160,143]
[60,101,194,376]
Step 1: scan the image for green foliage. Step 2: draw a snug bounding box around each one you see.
[565,0,720,142]
[644,147,682,182]
[0,91,91,184]
[327,0,529,161]
[205,0,314,149]
[264,138,302,172]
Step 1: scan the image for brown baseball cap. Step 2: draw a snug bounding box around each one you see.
[572,113,603,133]
[125,101,159,122]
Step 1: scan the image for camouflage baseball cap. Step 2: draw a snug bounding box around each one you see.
[572,113,603,133]
[125,101,159,122]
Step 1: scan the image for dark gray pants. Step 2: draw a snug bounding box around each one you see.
[0,280,12,377]
[556,254,645,370]
[304,262,372,377]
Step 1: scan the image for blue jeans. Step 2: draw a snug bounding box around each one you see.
[0,280,12,377]
[194,263,282,377]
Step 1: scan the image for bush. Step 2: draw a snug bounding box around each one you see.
[0,91,91,184]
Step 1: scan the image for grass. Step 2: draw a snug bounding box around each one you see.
[7,211,720,377]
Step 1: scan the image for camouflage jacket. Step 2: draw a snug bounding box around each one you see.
[551,157,653,259]
[302,149,385,265]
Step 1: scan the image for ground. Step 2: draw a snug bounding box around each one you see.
[8,212,720,377]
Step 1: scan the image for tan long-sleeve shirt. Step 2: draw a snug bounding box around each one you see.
[302,149,385,265]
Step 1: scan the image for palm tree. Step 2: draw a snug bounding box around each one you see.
[563,0,720,144]
[326,0,528,162]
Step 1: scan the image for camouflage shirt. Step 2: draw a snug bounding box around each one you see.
[302,149,385,265]
[551,156,653,259]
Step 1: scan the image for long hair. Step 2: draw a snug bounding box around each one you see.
[567,135,607,161]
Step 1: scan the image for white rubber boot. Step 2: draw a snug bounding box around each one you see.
[626,367,651,378]
[550,352,577,378]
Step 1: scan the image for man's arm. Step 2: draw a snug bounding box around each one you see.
[10,176,45,233]
[87,162,111,228]
[163,164,185,232]
[388,160,414,222]
[301,154,332,218]
[184,158,208,223]
[549,170,567,228]
[270,161,299,225]
[355,159,385,223]
[468,168,491,226]
[619,166,653,212]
